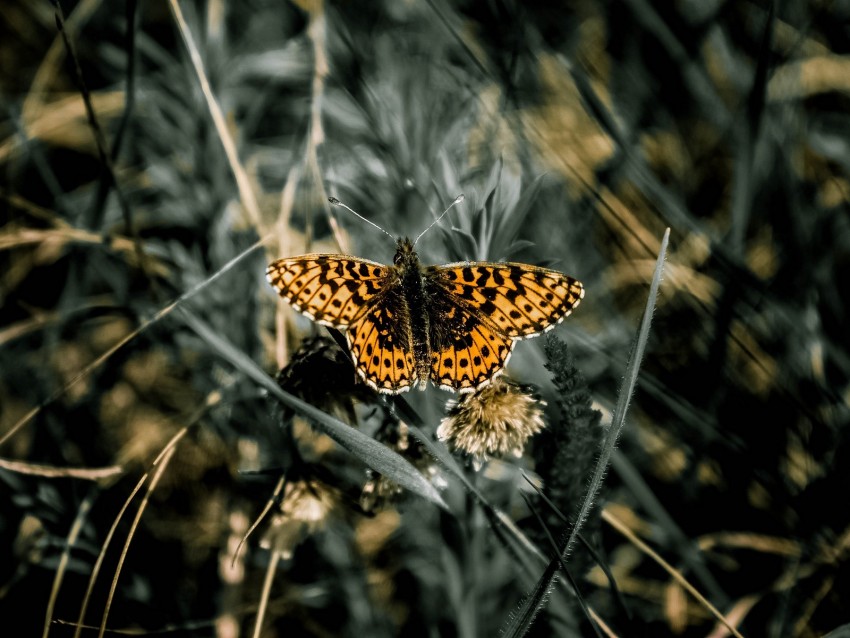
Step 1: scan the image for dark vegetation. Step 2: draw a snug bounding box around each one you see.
[1,0,848,636]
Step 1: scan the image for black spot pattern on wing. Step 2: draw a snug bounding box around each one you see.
[266,255,389,327]
[347,286,415,392]
[268,238,584,394]
[424,263,584,338]
[425,281,514,391]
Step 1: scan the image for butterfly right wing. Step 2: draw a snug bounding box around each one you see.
[424,262,584,338]
[425,283,515,392]
[266,255,389,327]
[423,261,583,392]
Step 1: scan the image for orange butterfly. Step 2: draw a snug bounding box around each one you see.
[267,234,584,394]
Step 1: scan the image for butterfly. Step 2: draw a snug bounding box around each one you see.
[267,238,584,394]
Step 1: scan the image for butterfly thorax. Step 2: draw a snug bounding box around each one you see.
[393,238,431,388]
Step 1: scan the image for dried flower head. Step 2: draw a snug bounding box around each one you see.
[437,378,546,467]
[360,469,403,512]
[262,480,335,559]
[276,335,373,425]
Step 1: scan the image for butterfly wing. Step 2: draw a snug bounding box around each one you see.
[266,255,389,327]
[346,290,417,393]
[426,285,515,391]
[268,254,417,393]
[424,263,584,339]
[423,262,583,392]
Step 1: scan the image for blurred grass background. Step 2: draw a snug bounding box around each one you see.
[1,0,849,636]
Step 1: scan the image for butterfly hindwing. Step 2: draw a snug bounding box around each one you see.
[426,284,515,392]
[425,263,584,338]
[347,302,416,393]
[266,255,389,327]
[431,321,515,392]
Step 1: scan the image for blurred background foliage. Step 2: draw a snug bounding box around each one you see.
[1,0,849,636]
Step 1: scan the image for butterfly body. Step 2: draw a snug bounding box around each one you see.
[267,238,584,394]
[393,241,433,386]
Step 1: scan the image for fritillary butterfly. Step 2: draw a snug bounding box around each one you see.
[267,238,584,394]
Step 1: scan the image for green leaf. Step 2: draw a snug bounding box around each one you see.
[502,228,670,638]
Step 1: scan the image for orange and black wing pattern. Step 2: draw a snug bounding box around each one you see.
[425,287,515,392]
[268,254,583,394]
[268,255,417,393]
[266,255,389,327]
[425,263,584,338]
[346,297,417,393]
[424,262,583,392]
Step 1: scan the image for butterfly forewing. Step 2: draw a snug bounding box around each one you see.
[424,263,584,338]
[266,255,389,327]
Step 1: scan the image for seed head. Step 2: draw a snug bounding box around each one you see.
[437,378,546,468]
[262,480,335,559]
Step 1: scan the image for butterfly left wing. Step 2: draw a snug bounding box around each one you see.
[424,263,584,339]
[347,302,417,393]
[267,255,389,327]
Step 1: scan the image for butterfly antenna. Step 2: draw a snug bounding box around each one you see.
[413,194,465,246]
[328,197,395,242]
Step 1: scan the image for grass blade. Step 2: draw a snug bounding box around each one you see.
[502,228,670,638]
[177,307,448,511]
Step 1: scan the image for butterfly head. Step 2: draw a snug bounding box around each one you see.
[393,237,419,268]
